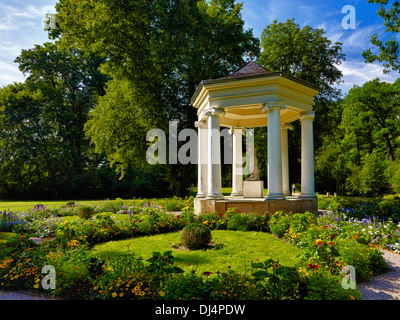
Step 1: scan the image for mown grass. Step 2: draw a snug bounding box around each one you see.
[0,200,103,213]
[90,230,302,274]
[0,232,16,247]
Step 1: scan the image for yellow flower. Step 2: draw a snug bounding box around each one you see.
[33,284,39,289]
[119,292,124,297]
[315,239,324,248]
[93,286,98,290]
[112,292,117,298]
[159,291,165,297]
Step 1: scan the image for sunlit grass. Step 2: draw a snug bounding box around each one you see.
[91,230,302,274]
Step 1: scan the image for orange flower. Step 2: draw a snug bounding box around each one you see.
[306,263,320,270]
[352,232,359,239]
[315,239,324,248]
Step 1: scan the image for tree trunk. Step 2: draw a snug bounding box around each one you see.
[383,133,395,161]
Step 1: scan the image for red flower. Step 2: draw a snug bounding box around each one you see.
[322,225,329,229]
[307,263,320,270]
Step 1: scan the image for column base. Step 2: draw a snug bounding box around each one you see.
[283,191,292,196]
[206,193,224,200]
[299,192,317,198]
[265,193,286,200]
[230,191,243,197]
[196,193,207,198]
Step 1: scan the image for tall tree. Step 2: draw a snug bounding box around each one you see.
[363,0,400,73]
[257,19,345,189]
[0,42,108,199]
[341,78,400,162]
[53,0,260,196]
[259,19,344,95]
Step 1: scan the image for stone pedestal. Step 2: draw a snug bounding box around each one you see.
[194,196,318,215]
[243,180,264,198]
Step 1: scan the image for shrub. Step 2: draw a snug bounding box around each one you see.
[164,273,208,300]
[180,223,212,250]
[227,213,249,231]
[303,269,362,300]
[227,212,269,232]
[269,211,292,237]
[78,205,95,219]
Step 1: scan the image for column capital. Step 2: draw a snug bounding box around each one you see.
[228,127,246,134]
[300,111,315,121]
[261,101,287,113]
[281,123,294,130]
[194,120,208,128]
[204,108,226,117]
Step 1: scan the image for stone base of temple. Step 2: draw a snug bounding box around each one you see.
[194,195,318,215]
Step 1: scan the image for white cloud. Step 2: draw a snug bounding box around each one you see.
[0,1,57,87]
[0,61,25,86]
[336,60,399,94]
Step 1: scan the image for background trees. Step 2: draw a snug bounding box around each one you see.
[256,19,345,190]
[53,0,259,197]
[0,1,399,199]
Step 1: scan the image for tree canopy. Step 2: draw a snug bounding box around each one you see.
[0,1,400,199]
[51,0,260,196]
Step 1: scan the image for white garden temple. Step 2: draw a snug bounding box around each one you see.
[191,56,319,215]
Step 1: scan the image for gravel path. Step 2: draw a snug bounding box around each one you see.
[359,249,400,300]
[0,290,57,300]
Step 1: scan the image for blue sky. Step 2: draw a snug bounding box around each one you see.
[0,0,399,94]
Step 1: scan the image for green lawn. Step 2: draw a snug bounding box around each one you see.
[0,232,16,247]
[221,187,268,196]
[91,230,302,274]
[0,199,112,213]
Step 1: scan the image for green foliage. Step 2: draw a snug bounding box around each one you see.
[163,273,208,300]
[316,77,400,196]
[252,258,302,300]
[304,270,362,300]
[258,18,345,188]
[259,18,344,93]
[363,0,400,73]
[180,223,212,250]
[146,251,184,288]
[227,212,269,232]
[205,270,263,300]
[54,0,259,197]
[77,205,96,219]
[359,151,390,196]
[269,209,389,286]
[389,160,400,194]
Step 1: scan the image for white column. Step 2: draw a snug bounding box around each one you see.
[300,112,316,198]
[281,123,293,196]
[195,121,208,198]
[231,128,244,196]
[206,108,225,200]
[262,102,286,200]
